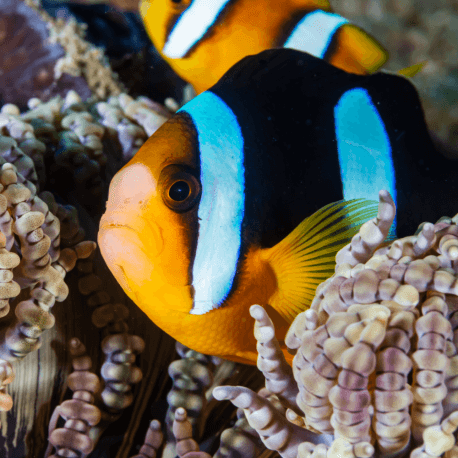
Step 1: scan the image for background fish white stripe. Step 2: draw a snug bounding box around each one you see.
[178,92,245,315]
[334,87,397,233]
[283,10,348,59]
[163,0,231,58]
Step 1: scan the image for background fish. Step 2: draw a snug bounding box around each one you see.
[98,49,458,365]
[140,0,388,93]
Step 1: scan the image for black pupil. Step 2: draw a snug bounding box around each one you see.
[169,181,190,201]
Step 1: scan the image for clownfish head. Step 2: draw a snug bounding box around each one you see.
[98,115,201,320]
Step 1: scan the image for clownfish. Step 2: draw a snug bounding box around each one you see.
[99,49,458,365]
[140,0,388,93]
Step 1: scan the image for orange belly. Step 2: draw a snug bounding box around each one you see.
[143,290,292,366]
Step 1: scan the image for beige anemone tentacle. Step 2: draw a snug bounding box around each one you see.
[250,305,299,411]
[213,386,331,458]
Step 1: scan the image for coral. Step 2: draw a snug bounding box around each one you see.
[17,0,125,101]
[212,190,458,458]
[47,16,124,100]
[0,0,92,106]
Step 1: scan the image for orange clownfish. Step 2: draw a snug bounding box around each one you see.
[98,49,454,366]
[139,0,388,94]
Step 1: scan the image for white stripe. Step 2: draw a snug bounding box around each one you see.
[283,10,348,59]
[334,87,397,233]
[163,0,231,58]
[178,92,245,314]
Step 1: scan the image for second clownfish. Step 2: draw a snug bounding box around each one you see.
[140,0,389,93]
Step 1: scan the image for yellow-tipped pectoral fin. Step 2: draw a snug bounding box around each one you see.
[261,199,381,323]
[329,24,388,75]
[397,61,427,78]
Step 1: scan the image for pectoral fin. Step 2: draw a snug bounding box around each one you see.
[261,199,381,323]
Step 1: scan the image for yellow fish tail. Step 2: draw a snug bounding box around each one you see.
[329,24,388,75]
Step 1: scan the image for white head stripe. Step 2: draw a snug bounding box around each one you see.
[334,87,397,234]
[283,10,348,59]
[163,0,231,58]
[178,92,245,315]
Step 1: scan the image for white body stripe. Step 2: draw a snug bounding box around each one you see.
[163,0,231,58]
[283,10,348,59]
[178,92,245,314]
[334,87,397,232]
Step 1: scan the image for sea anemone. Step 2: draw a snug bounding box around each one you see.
[212,190,458,458]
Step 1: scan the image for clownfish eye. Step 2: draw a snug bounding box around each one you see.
[159,164,201,213]
[171,0,181,3]
[169,181,190,201]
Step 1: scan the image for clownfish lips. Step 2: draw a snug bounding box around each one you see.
[98,213,164,294]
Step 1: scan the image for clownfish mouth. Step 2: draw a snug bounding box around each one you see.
[99,212,164,256]
[98,222,142,293]
[99,212,140,233]
[98,214,164,293]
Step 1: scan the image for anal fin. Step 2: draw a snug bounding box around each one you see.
[261,199,381,323]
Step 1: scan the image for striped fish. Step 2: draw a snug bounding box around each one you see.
[140,0,388,93]
[99,49,455,365]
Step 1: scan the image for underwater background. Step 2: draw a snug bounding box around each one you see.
[0,0,458,457]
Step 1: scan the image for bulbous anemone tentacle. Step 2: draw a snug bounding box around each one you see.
[173,407,212,458]
[213,386,332,458]
[250,305,299,411]
[335,189,396,268]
